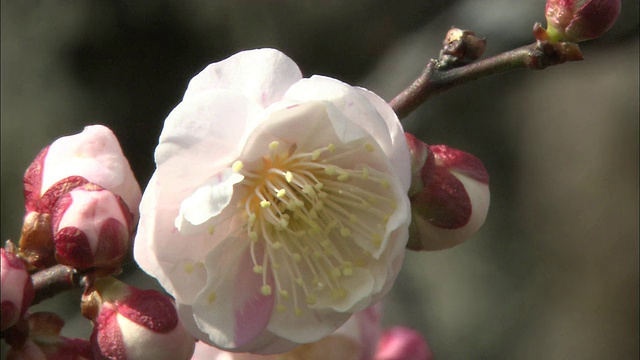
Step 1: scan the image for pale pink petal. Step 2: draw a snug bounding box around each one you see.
[356,88,411,193]
[184,49,302,109]
[175,169,244,234]
[42,125,141,219]
[282,76,410,192]
[156,90,261,166]
[191,238,276,352]
[135,175,209,304]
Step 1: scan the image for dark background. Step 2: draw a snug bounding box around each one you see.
[2,1,638,359]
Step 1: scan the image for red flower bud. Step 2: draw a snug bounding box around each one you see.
[374,327,433,360]
[50,183,133,271]
[1,248,34,331]
[86,279,195,360]
[405,133,490,251]
[545,0,621,42]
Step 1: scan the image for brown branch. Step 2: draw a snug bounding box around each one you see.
[390,25,584,120]
[31,265,81,305]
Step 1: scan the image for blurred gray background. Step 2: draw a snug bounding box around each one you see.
[2,1,638,359]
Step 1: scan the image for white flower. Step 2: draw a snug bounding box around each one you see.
[134,49,411,353]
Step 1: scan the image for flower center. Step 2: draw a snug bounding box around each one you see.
[232,140,396,315]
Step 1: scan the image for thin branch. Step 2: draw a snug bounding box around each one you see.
[31,265,81,305]
[390,26,583,120]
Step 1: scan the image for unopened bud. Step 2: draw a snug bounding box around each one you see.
[374,327,433,360]
[544,0,621,42]
[23,125,141,221]
[87,278,195,360]
[50,183,133,272]
[405,133,490,251]
[1,248,35,331]
[440,27,486,67]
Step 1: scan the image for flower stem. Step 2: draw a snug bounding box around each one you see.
[390,25,584,120]
[31,264,81,305]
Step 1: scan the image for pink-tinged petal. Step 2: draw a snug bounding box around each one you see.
[184,48,302,109]
[192,237,275,352]
[23,146,49,213]
[356,88,411,193]
[50,185,131,270]
[411,173,490,251]
[1,249,34,331]
[135,176,212,305]
[87,279,195,360]
[38,176,89,214]
[545,0,621,42]
[42,125,141,219]
[429,145,489,185]
[190,341,225,360]
[117,312,196,360]
[408,141,490,251]
[566,0,621,40]
[175,169,244,235]
[92,304,126,360]
[116,289,178,333]
[54,227,93,269]
[415,165,472,229]
[156,90,262,166]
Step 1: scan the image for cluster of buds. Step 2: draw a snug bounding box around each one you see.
[19,126,141,274]
[405,133,490,251]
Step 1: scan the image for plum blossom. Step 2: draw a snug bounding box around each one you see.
[405,133,489,251]
[134,49,411,353]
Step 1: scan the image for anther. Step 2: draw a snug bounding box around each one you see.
[261,285,272,296]
[207,292,217,304]
[232,161,244,172]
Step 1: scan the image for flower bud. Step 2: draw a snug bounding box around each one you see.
[405,133,490,251]
[6,312,93,360]
[1,248,34,331]
[374,327,433,360]
[544,0,621,42]
[50,183,133,272]
[86,278,195,360]
[23,125,141,221]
